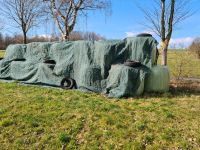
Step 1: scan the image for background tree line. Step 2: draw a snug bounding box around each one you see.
[0,31,104,50]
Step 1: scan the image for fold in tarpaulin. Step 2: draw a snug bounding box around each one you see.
[0,37,169,98]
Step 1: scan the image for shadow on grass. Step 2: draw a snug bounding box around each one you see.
[139,81,200,99]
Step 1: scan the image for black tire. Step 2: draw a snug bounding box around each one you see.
[124,60,142,68]
[0,57,3,60]
[136,33,152,37]
[13,58,26,61]
[43,59,56,64]
[60,77,76,89]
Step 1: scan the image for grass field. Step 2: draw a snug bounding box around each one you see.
[0,50,5,57]
[0,82,200,149]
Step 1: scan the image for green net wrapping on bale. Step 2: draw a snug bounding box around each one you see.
[0,37,169,98]
[144,65,170,93]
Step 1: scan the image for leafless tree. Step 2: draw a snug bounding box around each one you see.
[44,0,111,41]
[137,0,193,65]
[0,0,45,44]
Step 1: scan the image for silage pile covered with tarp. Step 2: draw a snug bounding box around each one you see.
[0,37,169,98]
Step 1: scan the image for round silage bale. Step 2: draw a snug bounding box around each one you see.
[144,65,170,93]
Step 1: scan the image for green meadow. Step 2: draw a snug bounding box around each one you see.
[0,82,200,149]
[0,51,4,57]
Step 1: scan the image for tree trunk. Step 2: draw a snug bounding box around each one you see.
[23,30,27,44]
[161,47,167,65]
[161,40,169,65]
[62,32,70,41]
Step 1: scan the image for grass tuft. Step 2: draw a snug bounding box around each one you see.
[0,119,14,127]
[58,132,71,144]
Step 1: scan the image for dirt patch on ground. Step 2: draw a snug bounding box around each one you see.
[170,79,200,94]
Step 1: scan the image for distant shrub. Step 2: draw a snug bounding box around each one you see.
[172,51,193,80]
[189,38,200,59]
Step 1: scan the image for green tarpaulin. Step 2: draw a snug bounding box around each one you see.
[0,37,169,98]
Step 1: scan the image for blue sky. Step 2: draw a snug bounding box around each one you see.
[1,0,200,47]
[82,0,200,47]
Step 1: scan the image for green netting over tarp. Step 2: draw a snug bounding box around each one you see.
[0,37,168,98]
[105,65,149,98]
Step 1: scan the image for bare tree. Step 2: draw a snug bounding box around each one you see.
[137,0,193,65]
[44,0,111,41]
[0,0,45,44]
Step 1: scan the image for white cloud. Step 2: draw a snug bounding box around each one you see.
[125,32,137,37]
[30,34,52,38]
[126,31,195,49]
[169,37,194,48]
